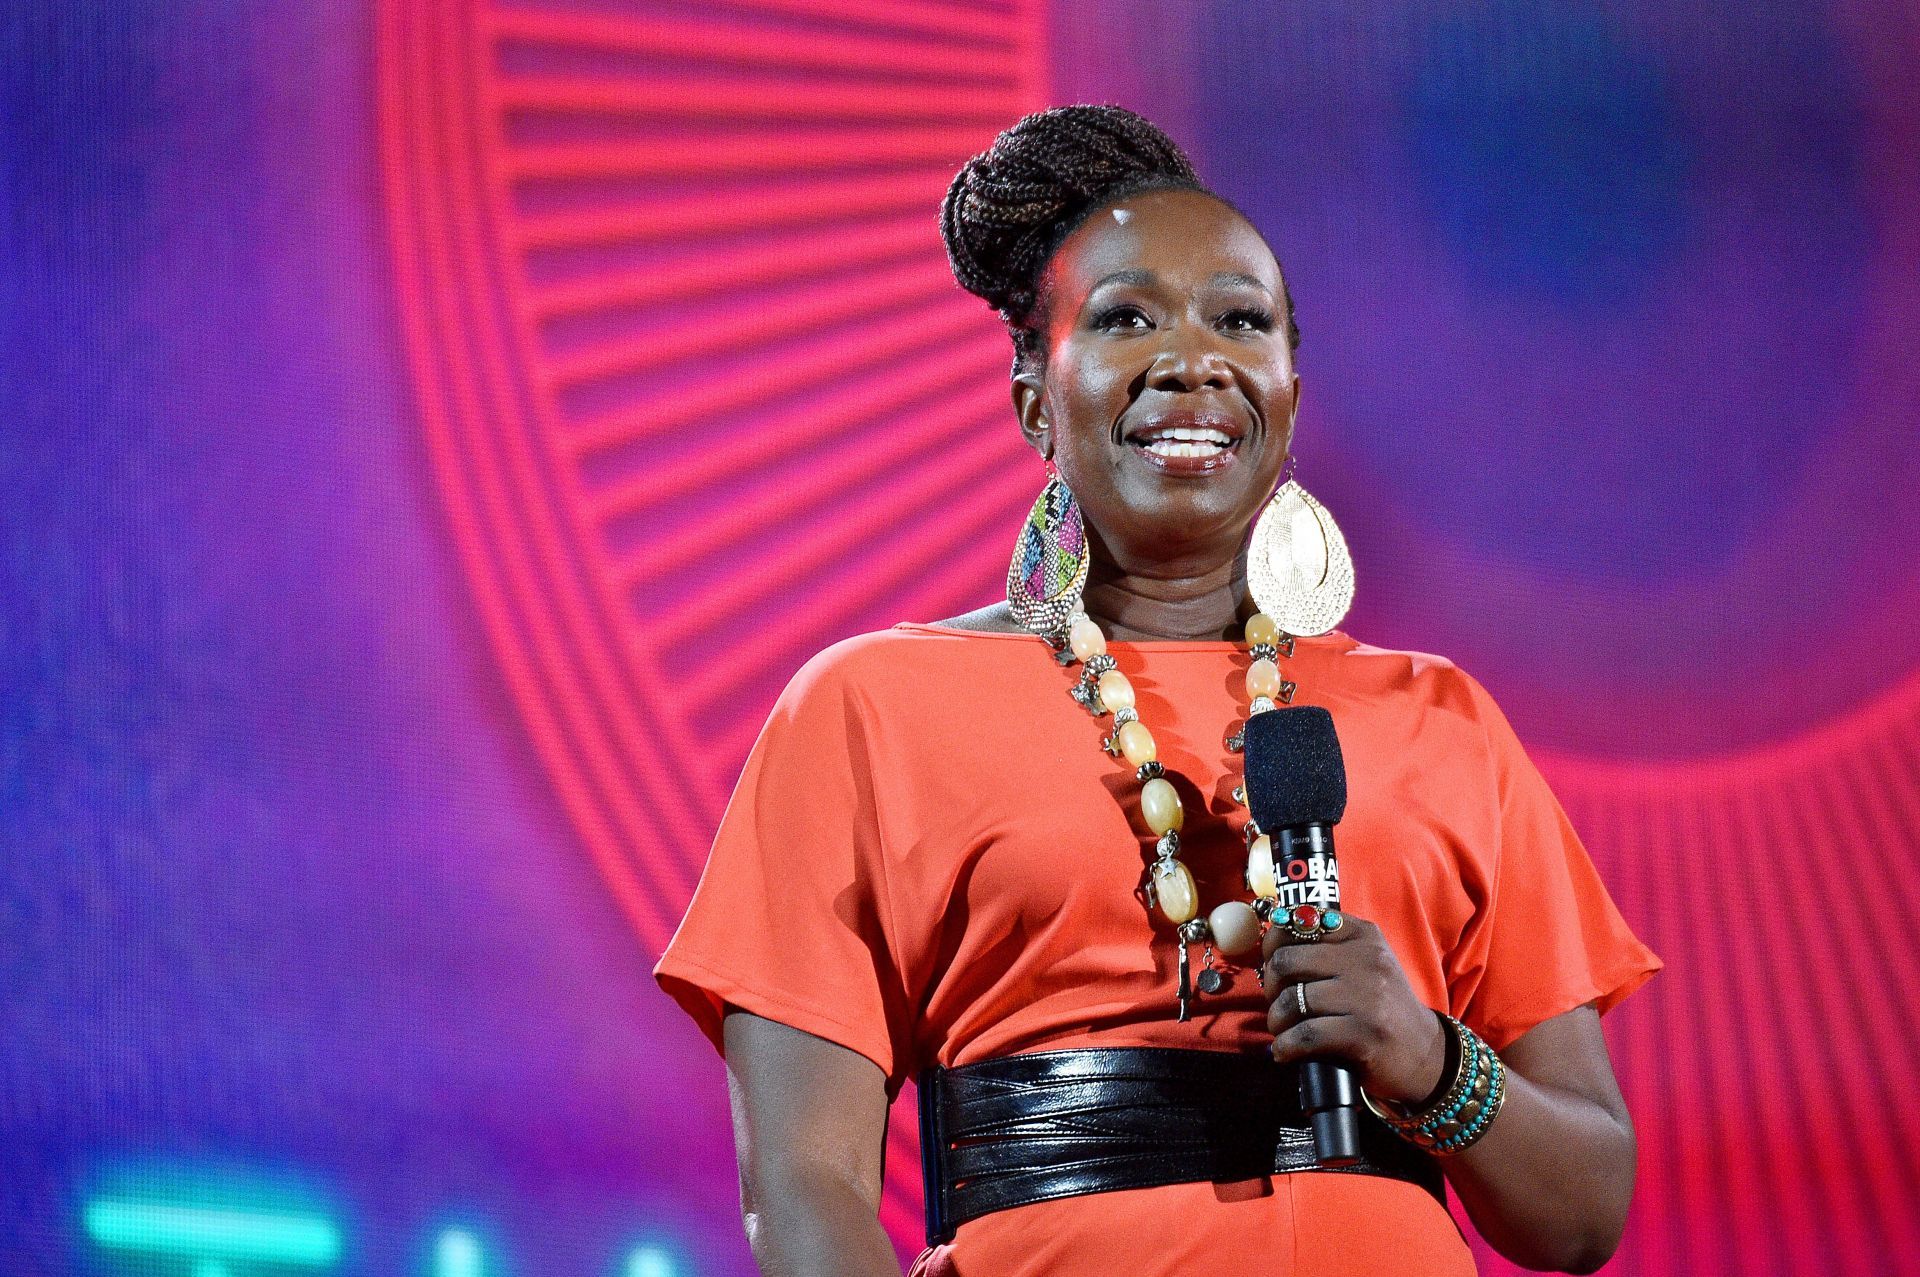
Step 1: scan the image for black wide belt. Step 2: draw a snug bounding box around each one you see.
[917,1046,1445,1245]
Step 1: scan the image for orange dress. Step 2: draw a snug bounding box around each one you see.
[655,622,1661,1276]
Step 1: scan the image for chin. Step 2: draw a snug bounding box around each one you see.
[1130,493,1254,542]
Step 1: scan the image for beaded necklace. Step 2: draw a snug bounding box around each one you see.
[1054,607,1317,1020]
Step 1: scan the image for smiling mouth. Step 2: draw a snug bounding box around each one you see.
[1124,425,1243,460]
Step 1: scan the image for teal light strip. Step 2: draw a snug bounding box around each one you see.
[84,1199,341,1265]
[434,1228,484,1277]
[626,1245,676,1277]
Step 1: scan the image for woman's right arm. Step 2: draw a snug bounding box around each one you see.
[722,1009,903,1277]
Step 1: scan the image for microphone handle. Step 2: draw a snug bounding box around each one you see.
[1274,823,1362,1167]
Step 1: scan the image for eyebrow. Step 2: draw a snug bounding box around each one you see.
[1211,271,1272,294]
[1084,268,1273,297]
[1090,269,1155,291]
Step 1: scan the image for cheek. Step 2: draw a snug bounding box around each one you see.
[1243,373,1294,437]
[1047,344,1136,418]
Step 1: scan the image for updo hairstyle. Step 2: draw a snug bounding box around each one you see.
[939,104,1299,374]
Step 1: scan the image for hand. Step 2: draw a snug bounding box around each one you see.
[1260,911,1448,1106]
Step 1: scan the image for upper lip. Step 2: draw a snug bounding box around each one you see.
[1122,408,1248,445]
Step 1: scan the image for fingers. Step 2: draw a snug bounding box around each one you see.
[1259,944,1345,1000]
[1259,914,1376,999]
[1260,908,1364,960]
[1264,976,1348,1036]
[1269,1012,1370,1069]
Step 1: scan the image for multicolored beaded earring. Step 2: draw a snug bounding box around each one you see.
[1005,461,1089,641]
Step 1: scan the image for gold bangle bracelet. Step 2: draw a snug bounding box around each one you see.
[1360,1087,1413,1124]
[1367,1012,1464,1132]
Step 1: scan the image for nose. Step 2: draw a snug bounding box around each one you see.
[1146,323,1230,392]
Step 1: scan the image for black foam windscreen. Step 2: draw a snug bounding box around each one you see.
[1243,705,1349,829]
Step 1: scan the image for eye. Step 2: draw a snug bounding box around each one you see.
[1219,307,1275,333]
[1092,304,1152,332]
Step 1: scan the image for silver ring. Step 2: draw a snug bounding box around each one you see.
[1296,981,1310,1017]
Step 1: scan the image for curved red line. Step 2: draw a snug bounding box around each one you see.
[385,0,1045,1246]
[515,167,957,248]
[465,9,728,925]
[428,6,654,924]
[384,3,641,924]
[543,260,958,389]
[610,388,1009,583]
[489,5,1022,80]
[671,0,1018,45]
[498,74,1021,123]
[510,129,1006,182]
[647,425,1024,652]
[529,217,936,318]
[581,333,1005,526]
[565,302,992,458]
[390,0,707,952]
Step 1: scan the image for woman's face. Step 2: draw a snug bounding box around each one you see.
[1016,187,1299,563]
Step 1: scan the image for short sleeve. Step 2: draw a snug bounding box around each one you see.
[653,642,913,1090]
[1444,672,1662,1052]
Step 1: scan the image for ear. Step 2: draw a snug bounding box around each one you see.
[1012,371,1051,460]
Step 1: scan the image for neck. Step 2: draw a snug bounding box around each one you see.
[1080,542,1256,643]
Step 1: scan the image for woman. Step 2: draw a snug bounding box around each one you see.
[655,106,1660,1276]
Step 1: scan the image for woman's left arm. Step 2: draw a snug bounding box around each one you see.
[1263,917,1635,1274]
[1441,1003,1635,1272]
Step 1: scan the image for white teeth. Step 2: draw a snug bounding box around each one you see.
[1173,426,1232,443]
[1134,425,1234,449]
[1144,440,1227,458]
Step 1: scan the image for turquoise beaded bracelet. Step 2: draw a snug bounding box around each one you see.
[1360,1013,1508,1157]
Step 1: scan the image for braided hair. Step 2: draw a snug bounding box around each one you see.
[940,104,1299,374]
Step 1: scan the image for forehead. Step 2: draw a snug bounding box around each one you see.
[1045,187,1280,299]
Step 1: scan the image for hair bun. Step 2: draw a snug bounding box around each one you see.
[941,105,1200,325]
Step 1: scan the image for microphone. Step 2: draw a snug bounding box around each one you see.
[1241,705,1362,1167]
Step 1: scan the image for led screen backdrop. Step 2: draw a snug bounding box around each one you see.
[4,1,1917,1274]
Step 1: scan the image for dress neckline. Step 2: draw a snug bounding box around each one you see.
[893,621,1256,652]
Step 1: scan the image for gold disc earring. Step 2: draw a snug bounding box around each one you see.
[1246,459,1355,636]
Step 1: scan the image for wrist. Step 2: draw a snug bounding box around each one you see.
[1363,1013,1509,1156]
[1388,1008,1452,1110]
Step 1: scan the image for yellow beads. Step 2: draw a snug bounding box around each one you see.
[1245,834,1279,898]
[1115,719,1156,767]
[1096,670,1135,713]
[1066,610,1301,983]
[1246,658,1281,699]
[1069,615,1106,661]
[1140,777,1183,834]
[1151,857,1198,924]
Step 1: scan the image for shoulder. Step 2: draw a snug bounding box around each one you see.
[783,618,1031,703]
[1324,630,1478,693]
[1319,630,1512,737]
[786,627,917,696]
